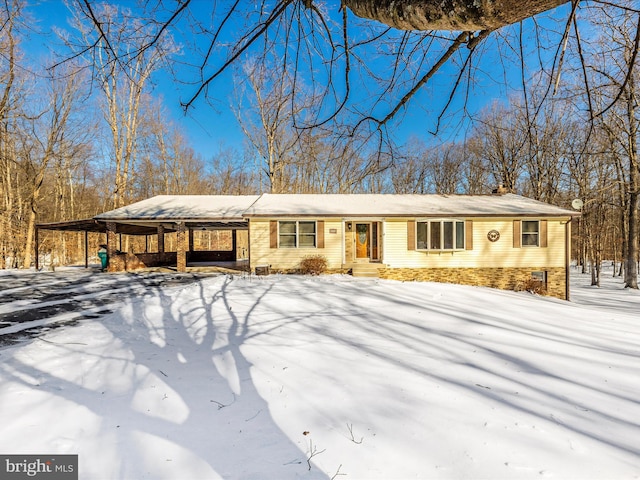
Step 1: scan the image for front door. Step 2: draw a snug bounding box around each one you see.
[355,223,370,259]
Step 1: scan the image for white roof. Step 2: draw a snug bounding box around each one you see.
[243,193,577,218]
[95,195,261,221]
[94,193,577,222]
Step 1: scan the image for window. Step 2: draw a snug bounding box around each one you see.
[416,220,465,251]
[531,270,547,286]
[278,221,316,248]
[522,220,539,247]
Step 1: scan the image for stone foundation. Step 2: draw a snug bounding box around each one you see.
[377,266,567,300]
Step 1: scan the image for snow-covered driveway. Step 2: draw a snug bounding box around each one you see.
[0,268,217,347]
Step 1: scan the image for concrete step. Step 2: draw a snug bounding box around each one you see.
[351,263,384,278]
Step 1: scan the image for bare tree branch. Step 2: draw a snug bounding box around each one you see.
[593,12,640,118]
[181,1,294,111]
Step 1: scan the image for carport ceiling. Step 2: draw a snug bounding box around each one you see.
[187,221,249,230]
[36,219,159,236]
[37,219,248,235]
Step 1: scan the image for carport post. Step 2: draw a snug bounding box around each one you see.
[176,221,187,272]
[106,222,117,258]
[35,227,40,270]
[232,229,237,259]
[157,224,165,262]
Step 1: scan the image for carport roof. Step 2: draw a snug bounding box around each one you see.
[94,195,260,221]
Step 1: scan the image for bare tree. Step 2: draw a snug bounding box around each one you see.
[136,104,210,196]
[233,59,312,193]
[470,102,527,192]
[513,91,571,204]
[208,147,258,195]
[67,3,175,207]
[587,4,640,289]
[17,65,90,268]
[64,1,638,150]
[426,143,465,194]
[461,141,491,194]
[0,0,22,268]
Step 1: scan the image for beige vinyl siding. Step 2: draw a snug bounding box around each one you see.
[383,217,567,269]
[250,218,343,270]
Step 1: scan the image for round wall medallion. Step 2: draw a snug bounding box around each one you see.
[487,230,500,242]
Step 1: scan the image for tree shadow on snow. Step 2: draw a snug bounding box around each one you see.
[0,273,329,479]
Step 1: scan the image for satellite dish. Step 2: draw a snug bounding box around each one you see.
[571,199,583,210]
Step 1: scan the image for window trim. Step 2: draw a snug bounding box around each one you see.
[415,219,466,252]
[278,220,317,249]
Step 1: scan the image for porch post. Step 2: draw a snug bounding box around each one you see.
[84,231,89,268]
[176,222,187,272]
[188,228,194,252]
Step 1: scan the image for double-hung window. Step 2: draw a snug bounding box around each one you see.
[416,220,465,251]
[278,221,316,248]
[521,220,539,247]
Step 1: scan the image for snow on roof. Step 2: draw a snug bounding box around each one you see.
[243,193,578,218]
[94,193,577,222]
[94,195,261,221]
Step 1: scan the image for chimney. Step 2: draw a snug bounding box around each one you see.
[492,183,509,195]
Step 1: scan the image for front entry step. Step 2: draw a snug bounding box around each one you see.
[351,263,384,278]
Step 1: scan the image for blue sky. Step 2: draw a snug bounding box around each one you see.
[26,1,247,158]
[23,1,573,160]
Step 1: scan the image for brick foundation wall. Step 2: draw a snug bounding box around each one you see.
[377,266,567,300]
[107,253,147,272]
[107,252,177,272]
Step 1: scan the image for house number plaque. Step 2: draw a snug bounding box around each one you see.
[487,230,500,242]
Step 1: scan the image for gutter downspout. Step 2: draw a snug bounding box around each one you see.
[247,219,251,273]
[565,218,572,301]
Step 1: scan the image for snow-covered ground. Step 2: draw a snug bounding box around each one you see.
[0,267,638,479]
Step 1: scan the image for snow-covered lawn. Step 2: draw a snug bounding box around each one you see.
[0,268,638,479]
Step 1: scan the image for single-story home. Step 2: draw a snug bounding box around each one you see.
[37,193,579,299]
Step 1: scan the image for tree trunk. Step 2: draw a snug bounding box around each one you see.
[22,197,37,270]
[624,76,639,289]
[625,189,639,288]
[345,0,569,31]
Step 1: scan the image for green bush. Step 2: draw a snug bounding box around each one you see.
[299,255,328,275]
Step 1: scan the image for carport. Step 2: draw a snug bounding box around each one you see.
[36,195,258,272]
[35,218,159,270]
